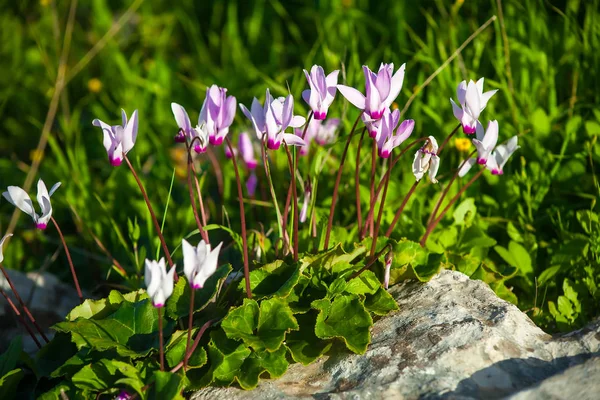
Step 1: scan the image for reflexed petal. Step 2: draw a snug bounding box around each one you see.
[121,109,128,127]
[365,69,381,116]
[429,155,440,183]
[171,103,192,133]
[49,182,61,197]
[376,66,391,101]
[222,95,237,128]
[36,179,49,211]
[450,98,463,121]
[472,139,490,163]
[163,265,176,300]
[456,81,467,105]
[314,65,327,94]
[385,63,406,107]
[3,186,36,218]
[395,119,414,144]
[281,95,294,129]
[282,133,306,147]
[476,78,485,95]
[290,115,306,128]
[145,260,160,298]
[475,121,485,142]
[464,81,481,118]
[302,89,312,107]
[37,196,52,226]
[412,151,424,181]
[458,157,476,177]
[122,110,138,154]
[337,85,366,110]
[0,233,12,263]
[482,120,499,150]
[480,89,498,110]
[182,239,198,284]
[325,70,340,87]
[246,172,258,196]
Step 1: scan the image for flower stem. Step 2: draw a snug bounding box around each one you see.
[0,287,42,348]
[0,264,49,342]
[301,111,314,140]
[420,168,485,247]
[384,181,420,237]
[226,137,252,299]
[172,319,213,373]
[261,140,290,255]
[426,149,477,226]
[50,216,83,304]
[355,129,366,239]
[436,123,461,154]
[368,138,377,236]
[185,144,209,244]
[350,244,392,280]
[281,183,293,256]
[284,144,299,261]
[324,112,363,249]
[158,306,164,371]
[183,287,195,370]
[371,157,394,257]
[124,156,174,268]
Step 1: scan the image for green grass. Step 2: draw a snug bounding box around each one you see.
[0,0,599,333]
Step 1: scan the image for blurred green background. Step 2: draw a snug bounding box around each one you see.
[0,0,599,332]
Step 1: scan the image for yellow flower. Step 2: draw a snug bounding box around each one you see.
[391,102,399,110]
[88,78,102,93]
[454,138,471,152]
[30,149,44,163]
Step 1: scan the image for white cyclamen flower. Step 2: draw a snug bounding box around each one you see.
[412,136,440,183]
[450,78,497,134]
[473,120,499,165]
[459,135,520,177]
[144,258,176,307]
[182,239,223,289]
[3,180,61,230]
[92,109,139,166]
[0,233,13,263]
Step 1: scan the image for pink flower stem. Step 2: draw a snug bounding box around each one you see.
[0,287,42,348]
[371,155,394,258]
[172,319,213,373]
[50,216,83,304]
[0,264,49,342]
[261,139,289,255]
[301,111,314,140]
[368,138,377,236]
[384,181,420,238]
[323,113,363,250]
[281,183,293,255]
[124,156,174,269]
[436,122,461,154]
[426,149,477,226]
[226,137,252,299]
[185,144,209,244]
[158,306,165,371]
[355,129,366,240]
[420,168,485,247]
[284,144,299,262]
[350,243,392,280]
[183,287,195,370]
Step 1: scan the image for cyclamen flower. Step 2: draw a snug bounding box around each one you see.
[412,136,440,183]
[182,239,223,289]
[171,103,209,152]
[0,233,12,263]
[383,251,393,290]
[337,63,406,120]
[295,118,340,156]
[246,171,258,197]
[302,65,339,120]
[144,258,176,308]
[450,78,498,134]
[473,120,499,165]
[92,109,139,166]
[240,90,306,150]
[377,109,414,158]
[238,131,258,169]
[459,136,520,177]
[199,85,237,146]
[3,180,61,230]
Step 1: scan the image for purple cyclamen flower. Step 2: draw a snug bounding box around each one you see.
[473,120,499,165]
[171,103,210,153]
[240,89,306,150]
[116,390,131,400]
[246,171,258,197]
[412,136,440,183]
[238,131,258,169]
[199,85,237,146]
[295,118,340,156]
[376,109,414,158]
[3,180,61,230]
[92,109,139,166]
[459,135,519,177]
[337,63,406,120]
[144,258,176,307]
[182,239,223,290]
[302,65,339,120]
[450,78,498,134]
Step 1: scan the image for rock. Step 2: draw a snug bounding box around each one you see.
[192,270,600,400]
[0,268,82,354]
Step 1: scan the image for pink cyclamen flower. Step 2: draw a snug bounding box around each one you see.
[376,109,414,158]
[295,118,340,156]
[92,109,138,166]
[246,171,258,197]
[337,63,406,120]
[3,180,61,230]
[302,65,339,120]
[240,90,306,150]
[412,136,440,183]
[459,136,519,177]
[450,78,498,134]
[144,258,176,308]
[199,85,237,146]
[473,120,499,165]
[384,251,393,289]
[0,233,12,263]
[238,131,258,169]
[182,239,223,289]
[171,103,209,153]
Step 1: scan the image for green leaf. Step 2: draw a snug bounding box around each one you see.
[0,369,24,400]
[203,329,252,386]
[0,336,22,377]
[221,297,298,351]
[286,311,332,365]
[242,260,301,299]
[391,239,428,267]
[72,359,145,398]
[452,198,477,226]
[166,264,232,319]
[364,287,399,316]
[538,265,563,287]
[460,225,497,249]
[312,293,373,354]
[164,329,207,370]
[149,371,185,400]
[345,271,380,295]
[494,241,532,278]
[54,299,164,358]
[35,333,78,378]
[454,254,481,277]
[300,243,366,273]
[66,290,148,321]
[236,345,289,390]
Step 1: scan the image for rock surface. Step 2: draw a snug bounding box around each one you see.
[193,270,600,400]
[0,268,81,353]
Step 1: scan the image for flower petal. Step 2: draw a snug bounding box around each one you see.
[171,103,192,133]
[282,133,306,147]
[337,85,366,110]
[3,186,36,219]
[458,157,476,177]
[122,110,138,154]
